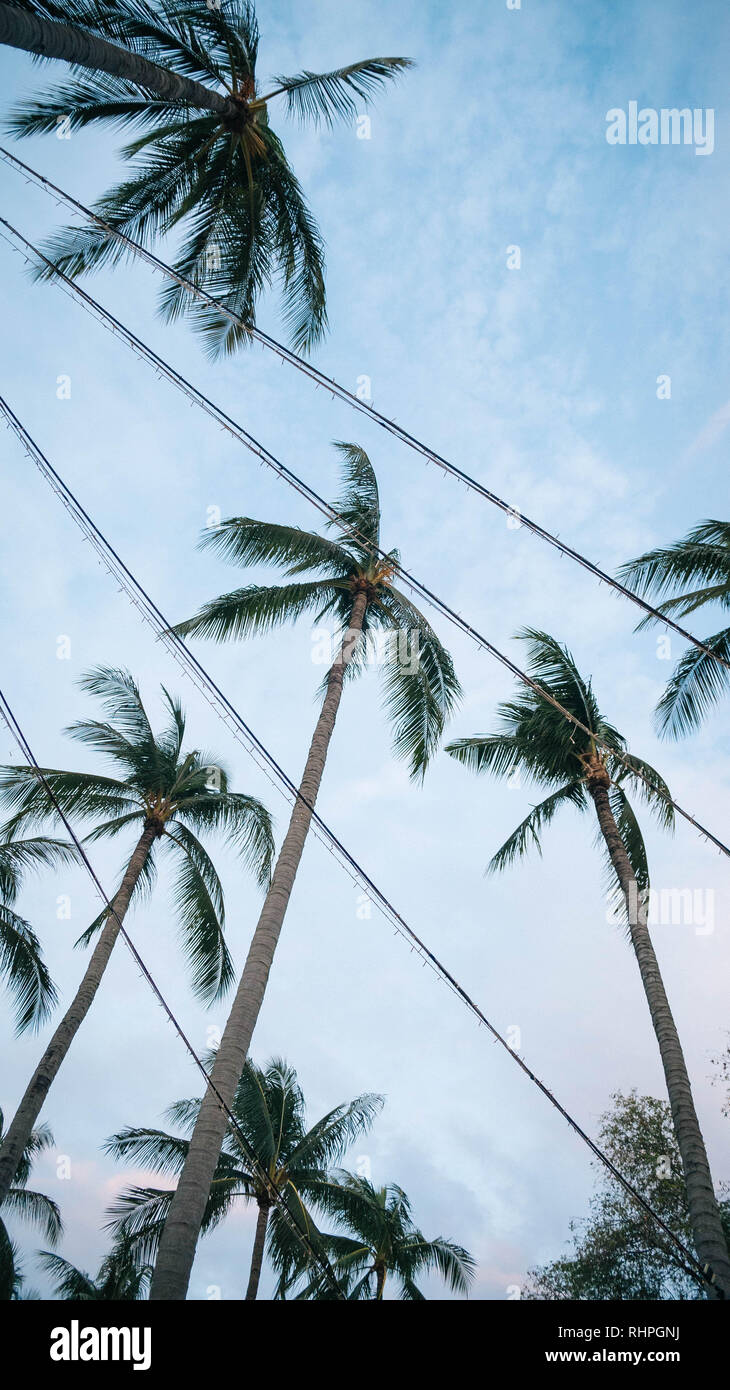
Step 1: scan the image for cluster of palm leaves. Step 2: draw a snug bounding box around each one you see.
[3,1060,474,1300]
[0,0,729,1302]
[3,0,411,353]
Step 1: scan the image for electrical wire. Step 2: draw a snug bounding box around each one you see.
[1,144,727,675]
[0,217,727,865]
[0,396,721,1298]
[0,685,347,1299]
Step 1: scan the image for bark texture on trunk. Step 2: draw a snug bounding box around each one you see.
[0,822,156,1205]
[244,1200,270,1300]
[150,592,368,1301]
[375,1263,386,1300]
[0,4,238,118]
[590,781,730,1298]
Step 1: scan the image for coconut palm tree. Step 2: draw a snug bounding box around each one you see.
[0,666,273,1210]
[103,1056,382,1299]
[1,835,77,1032]
[149,442,460,1299]
[282,1174,475,1301]
[39,1237,152,1299]
[618,519,730,738]
[2,0,411,352]
[445,627,730,1298]
[0,1106,61,1300]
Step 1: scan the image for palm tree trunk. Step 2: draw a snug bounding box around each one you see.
[0,822,156,1206]
[375,1263,387,1300]
[150,591,368,1300]
[244,1201,270,1300]
[0,4,239,119]
[590,781,730,1298]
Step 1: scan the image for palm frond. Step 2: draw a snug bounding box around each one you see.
[263,57,414,128]
[198,517,354,578]
[618,524,730,600]
[167,837,233,1002]
[3,1186,62,1246]
[654,628,730,738]
[397,1233,476,1294]
[0,904,57,1033]
[0,836,78,899]
[285,1093,383,1172]
[0,766,138,838]
[445,733,522,778]
[37,1251,98,1300]
[171,792,274,890]
[327,442,381,549]
[488,781,586,875]
[173,579,341,643]
[610,754,675,832]
[376,587,462,778]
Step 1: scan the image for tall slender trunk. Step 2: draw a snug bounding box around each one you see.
[0,4,239,119]
[375,1263,387,1300]
[150,592,368,1300]
[0,822,156,1206]
[590,781,730,1298]
[244,1200,270,1300]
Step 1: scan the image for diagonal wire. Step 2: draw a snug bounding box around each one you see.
[0,397,721,1299]
[0,214,727,863]
[0,686,346,1299]
[1,145,727,675]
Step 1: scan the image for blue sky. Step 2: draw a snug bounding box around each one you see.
[1,0,729,1298]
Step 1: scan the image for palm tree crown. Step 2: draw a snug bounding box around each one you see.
[104,1056,382,1298]
[0,666,274,1001]
[8,0,412,353]
[446,628,673,895]
[176,441,461,777]
[0,835,76,1032]
[286,1173,476,1300]
[39,1237,152,1300]
[618,519,730,737]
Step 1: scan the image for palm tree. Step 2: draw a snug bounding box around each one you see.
[0,1106,62,1300]
[150,441,460,1299]
[445,627,730,1298]
[103,1056,382,1299]
[618,519,730,738]
[3,0,411,352]
[39,1237,152,1299]
[0,666,273,1210]
[1,835,77,1032]
[283,1174,475,1300]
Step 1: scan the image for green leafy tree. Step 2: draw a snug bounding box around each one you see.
[445,628,730,1298]
[0,667,273,1210]
[0,1106,61,1301]
[104,1056,382,1299]
[525,1091,730,1300]
[1,835,77,1032]
[618,519,730,737]
[2,0,411,352]
[150,442,461,1299]
[283,1174,475,1301]
[39,1236,152,1299]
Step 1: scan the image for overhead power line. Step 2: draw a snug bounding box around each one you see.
[1,145,727,676]
[0,214,728,864]
[0,686,346,1299]
[0,396,721,1299]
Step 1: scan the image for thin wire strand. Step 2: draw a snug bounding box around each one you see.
[1,145,726,673]
[0,398,719,1298]
[0,219,727,864]
[0,686,346,1300]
